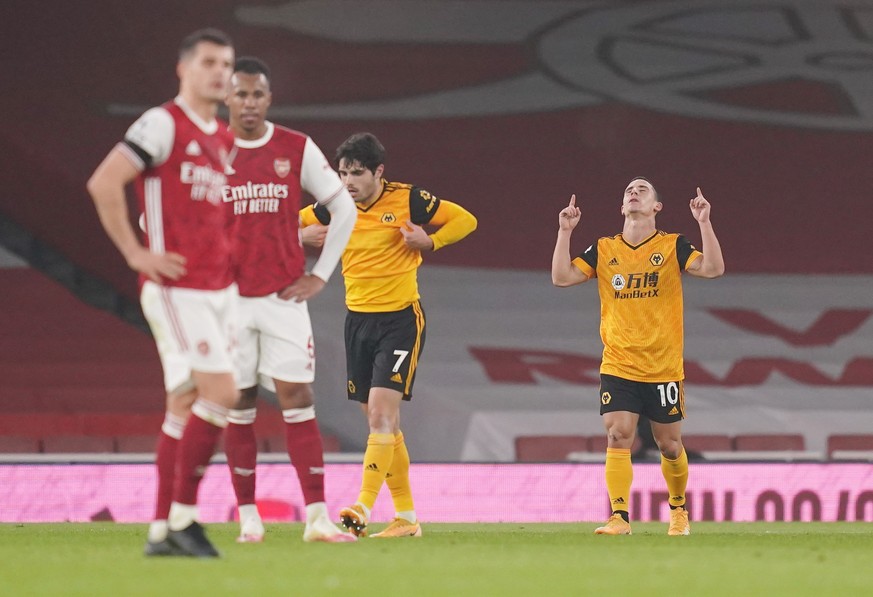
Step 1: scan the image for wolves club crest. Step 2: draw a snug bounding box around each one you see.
[274,158,291,178]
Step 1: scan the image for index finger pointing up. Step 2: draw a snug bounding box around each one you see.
[569,194,576,207]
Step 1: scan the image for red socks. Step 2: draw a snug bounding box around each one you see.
[226,408,258,506]
[284,407,326,505]
[172,401,227,505]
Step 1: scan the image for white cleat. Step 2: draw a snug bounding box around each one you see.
[236,516,265,543]
[236,533,264,543]
[303,515,358,543]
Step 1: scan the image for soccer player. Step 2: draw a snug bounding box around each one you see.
[87,29,239,557]
[222,57,357,543]
[551,179,724,536]
[299,133,477,537]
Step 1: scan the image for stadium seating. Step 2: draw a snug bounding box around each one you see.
[514,435,589,462]
[0,265,346,457]
[0,428,342,456]
[515,434,652,461]
[261,433,341,453]
[114,435,157,454]
[515,433,823,462]
[261,434,284,453]
[732,434,805,451]
[0,261,861,463]
[0,268,165,456]
[0,436,41,453]
[826,434,873,460]
[682,434,732,452]
[42,435,116,454]
[516,434,740,462]
[516,426,731,462]
[586,435,643,455]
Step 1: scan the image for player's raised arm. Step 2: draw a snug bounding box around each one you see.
[552,194,589,287]
[685,187,725,279]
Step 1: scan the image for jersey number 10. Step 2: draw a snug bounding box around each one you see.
[657,382,680,407]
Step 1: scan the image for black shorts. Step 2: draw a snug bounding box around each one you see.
[599,374,685,424]
[344,301,426,403]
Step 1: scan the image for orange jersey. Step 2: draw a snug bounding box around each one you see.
[300,180,440,312]
[572,231,702,382]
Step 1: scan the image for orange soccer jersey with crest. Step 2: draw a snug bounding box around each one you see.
[300,180,440,312]
[572,231,702,383]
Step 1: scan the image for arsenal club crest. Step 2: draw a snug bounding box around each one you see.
[274,158,291,178]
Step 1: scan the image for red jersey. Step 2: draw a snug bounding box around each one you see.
[121,98,235,290]
[224,122,343,297]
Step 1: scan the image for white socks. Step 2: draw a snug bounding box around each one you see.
[148,520,168,543]
[168,502,198,531]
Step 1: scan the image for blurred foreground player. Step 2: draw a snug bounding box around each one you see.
[88,29,238,557]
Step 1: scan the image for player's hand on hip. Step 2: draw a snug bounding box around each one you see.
[301,224,329,248]
[689,187,711,223]
[128,247,187,283]
[400,220,434,250]
[278,274,326,302]
[559,194,581,230]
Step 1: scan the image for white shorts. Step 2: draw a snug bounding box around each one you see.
[140,281,239,394]
[236,293,315,391]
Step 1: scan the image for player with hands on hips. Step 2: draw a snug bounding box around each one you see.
[222,56,357,544]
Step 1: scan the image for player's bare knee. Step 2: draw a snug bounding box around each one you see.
[657,439,683,460]
[276,382,313,410]
[166,390,196,418]
[605,426,636,448]
[233,386,258,410]
[367,410,397,434]
[201,385,240,409]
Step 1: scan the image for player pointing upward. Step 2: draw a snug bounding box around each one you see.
[552,179,724,536]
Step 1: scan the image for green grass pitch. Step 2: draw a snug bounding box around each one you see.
[1,522,872,595]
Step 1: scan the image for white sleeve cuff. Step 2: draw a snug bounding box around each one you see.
[123,106,175,167]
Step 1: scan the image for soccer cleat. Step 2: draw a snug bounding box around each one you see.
[594,513,632,535]
[143,538,183,557]
[338,504,369,537]
[371,518,422,538]
[668,507,691,536]
[166,522,220,557]
[303,515,358,543]
[236,533,264,543]
[236,515,265,543]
